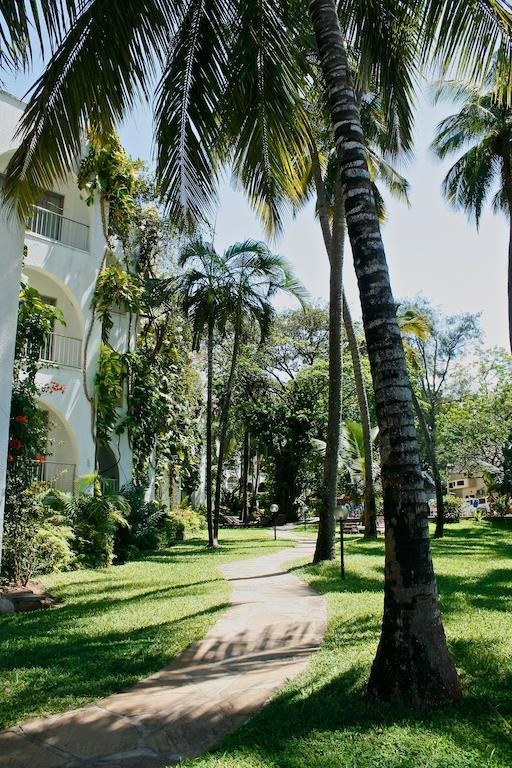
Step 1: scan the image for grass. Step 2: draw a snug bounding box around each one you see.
[184,520,512,768]
[0,528,293,729]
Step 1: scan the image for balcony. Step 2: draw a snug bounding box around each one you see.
[27,205,89,251]
[30,461,76,492]
[40,332,82,369]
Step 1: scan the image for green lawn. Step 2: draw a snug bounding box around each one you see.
[185,520,512,768]
[0,528,293,729]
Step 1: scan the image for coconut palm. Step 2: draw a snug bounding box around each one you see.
[177,239,232,548]
[310,89,410,551]
[212,242,305,541]
[3,0,510,710]
[432,77,512,351]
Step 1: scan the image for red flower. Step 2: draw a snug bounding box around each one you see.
[7,455,13,462]
[9,438,22,450]
[15,415,29,424]
[36,455,46,464]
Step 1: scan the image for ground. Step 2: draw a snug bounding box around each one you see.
[184,520,512,768]
[0,529,294,729]
[2,521,512,768]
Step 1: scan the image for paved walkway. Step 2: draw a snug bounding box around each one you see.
[1,533,326,768]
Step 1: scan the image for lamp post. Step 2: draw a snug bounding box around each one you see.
[335,504,350,579]
[270,503,279,540]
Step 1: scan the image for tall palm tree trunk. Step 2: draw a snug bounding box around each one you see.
[241,429,250,523]
[206,318,216,548]
[310,144,377,540]
[343,300,377,538]
[502,151,512,352]
[314,174,344,562]
[309,0,461,706]
[214,327,241,540]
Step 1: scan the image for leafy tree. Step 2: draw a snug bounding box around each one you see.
[432,75,512,350]
[3,0,511,710]
[400,300,481,537]
[437,348,512,480]
[245,362,330,519]
[212,242,304,541]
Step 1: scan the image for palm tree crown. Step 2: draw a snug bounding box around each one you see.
[432,77,512,350]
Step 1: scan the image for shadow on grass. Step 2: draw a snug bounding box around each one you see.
[191,521,512,767]
[200,617,512,768]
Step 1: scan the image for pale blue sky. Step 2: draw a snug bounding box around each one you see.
[3,67,508,349]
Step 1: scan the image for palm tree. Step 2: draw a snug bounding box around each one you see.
[432,77,512,351]
[307,0,463,705]
[177,240,231,548]
[340,420,380,506]
[212,241,305,541]
[310,90,410,549]
[3,0,509,709]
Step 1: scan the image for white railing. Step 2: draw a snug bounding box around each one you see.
[27,205,89,251]
[31,461,76,492]
[100,476,119,493]
[40,332,82,369]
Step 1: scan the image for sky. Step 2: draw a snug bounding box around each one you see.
[3,67,509,350]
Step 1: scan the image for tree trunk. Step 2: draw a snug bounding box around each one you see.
[509,216,512,353]
[411,391,444,538]
[309,0,461,707]
[241,430,250,523]
[310,141,377,540]
[501,148,512,352]
[344,300,377,538]
[206,318,216,548]
[417,406,443,533]
[314,174,344,562]
[214,328,241,540]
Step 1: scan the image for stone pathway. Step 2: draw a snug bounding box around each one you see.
[0,533,326,768]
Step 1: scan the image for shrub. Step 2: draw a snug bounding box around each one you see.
[174,505,207,535]
[442,494,463,523]
[43,482,131,569]
[115,488,189,559]
[161,513,185,546]
[2,490,74,585]
[71,493,130,568]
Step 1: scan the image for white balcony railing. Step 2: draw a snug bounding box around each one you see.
[27,205,89,251]
[40,332,82,369]
[31,461,76,492]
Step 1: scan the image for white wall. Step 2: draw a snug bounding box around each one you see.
[0,213,24,565]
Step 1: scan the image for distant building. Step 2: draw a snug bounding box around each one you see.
[447,470,488,501]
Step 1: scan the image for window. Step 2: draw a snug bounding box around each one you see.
[38,191,64,216]
[457,480,465,486]
[32,191,64,241]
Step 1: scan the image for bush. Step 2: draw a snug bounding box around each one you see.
[174,505,207,535]
[114,488,190,560]
[442,494,463,523]
[161,513,185,546]
[2,490,74,585]
[71,493,130,568]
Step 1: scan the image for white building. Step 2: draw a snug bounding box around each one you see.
[0,91,133,513]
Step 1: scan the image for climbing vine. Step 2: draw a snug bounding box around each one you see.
[81,136,202,494]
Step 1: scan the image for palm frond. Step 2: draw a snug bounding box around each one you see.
[420,0,512,91]
[3,0,176,218]
[155,0,233,229]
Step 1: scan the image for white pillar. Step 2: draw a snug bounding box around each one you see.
[0,214,25,571]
